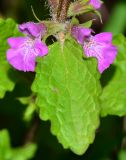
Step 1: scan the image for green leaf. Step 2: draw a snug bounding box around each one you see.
[100,34,126,117]
[71,19,93,28]
[18,96,37,121]
[71,17,79,25]
[0,18,21,98]
[32,40,101,155]
[79,20,93,28]
[0,130,11,159]
[11,144,37,160]
[0,129,37,160]
[103,3,126,35]
[118,150,126,160]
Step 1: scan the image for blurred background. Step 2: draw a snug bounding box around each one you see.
[0,0,126,160]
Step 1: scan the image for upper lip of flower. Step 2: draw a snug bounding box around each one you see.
[18,22,47,38]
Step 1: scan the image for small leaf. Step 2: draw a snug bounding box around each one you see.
[18,97,32,105]
[32,40,101,155]
[79,20,93,28]
[18,96,37,121]
[0,130,11,159]
[100,34,126,117]
[11,144,37,160]
[0,18,21,98]
[0,129,37,160]
[71,17,79,25]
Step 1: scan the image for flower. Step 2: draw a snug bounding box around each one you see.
[7,22,48,72]
[89,0,102,9]
[19,22,46,38]
[72,26,117,73]
[71,26,92,45]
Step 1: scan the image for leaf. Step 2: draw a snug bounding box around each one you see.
[18,96,37,121]
[0,130,11,159]
[100,34,126,117]
[0,129,37,160]
[11,144,37,160]
[71,17,79,25]
[32,40,101,155]
[79,20,93,28]
[118,150,126,160]
[0,18,21,98]
[68,0,95,17]
[103,3,126,35]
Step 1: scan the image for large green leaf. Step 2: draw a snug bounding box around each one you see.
[100,34,126,117]
[0,129,37,160]
[32,40,101,155]
[0,18,21,98]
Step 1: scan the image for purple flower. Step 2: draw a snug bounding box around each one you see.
[19,22,46,38]
[72,26,117,73]
[7,22,48,72]
[72,26,92,45]
[89,0,102,9]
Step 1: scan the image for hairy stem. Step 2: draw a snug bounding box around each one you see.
[57,0,63,20]
[48,0,59,20]
[58,0,70,22]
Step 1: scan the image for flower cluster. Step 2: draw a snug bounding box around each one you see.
[7,22,48,72]
[70,0,117,73]
[72,26,117,73]
[7,0,117,73]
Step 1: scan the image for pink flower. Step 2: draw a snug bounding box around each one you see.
[19,22,46,38]
[7,37,48,72]
[89,0,102,9]
[72,26,117,73]
[72,26,92,45]
[7,22,48,72]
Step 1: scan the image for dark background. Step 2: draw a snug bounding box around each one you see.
[0,0,126,159]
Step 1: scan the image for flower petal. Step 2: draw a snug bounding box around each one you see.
[7,37,48,72]
[89,0,102,9]
[34,39,48,56]
[8,37,27,48]
[94,32,112,44]
[19,22,46,38]
[7,48,35,71]
[72,26,91,45]
[97,45,117,73]
[83,34,117,73]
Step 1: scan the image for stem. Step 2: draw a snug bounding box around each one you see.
[57,0,63,20]
[121,117,126,149]
[48,0,59,20]
[58,0,70,22]
[23,115,40,144]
